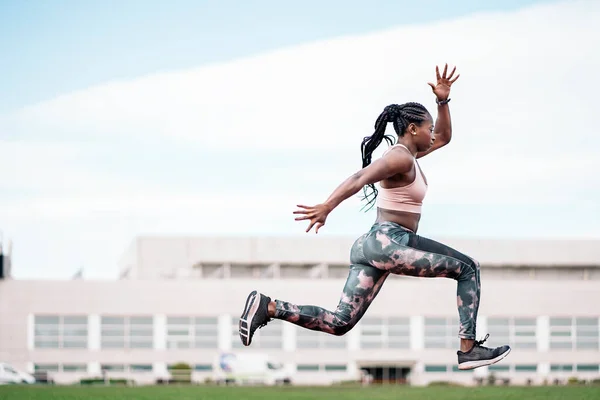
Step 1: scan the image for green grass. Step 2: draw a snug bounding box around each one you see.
[1,385,600,400]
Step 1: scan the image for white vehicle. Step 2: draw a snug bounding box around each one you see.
[213,352,292,386]
[0,363,35,385]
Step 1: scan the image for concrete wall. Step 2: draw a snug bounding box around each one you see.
[120,236,600,279]
[1,277,599,386]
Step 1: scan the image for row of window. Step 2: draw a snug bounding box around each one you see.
[33,315,600,351]
[33,363,600,375]
[32,363,346,373]
[425,364,600,373]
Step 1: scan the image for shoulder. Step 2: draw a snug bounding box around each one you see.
[381,146,414,173]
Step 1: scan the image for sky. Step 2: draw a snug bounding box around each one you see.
[0,0,598,280]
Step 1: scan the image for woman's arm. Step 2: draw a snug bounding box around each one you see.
[323,149,413,211]
[417,64,460,159]
[417,101,452,159]
[294,148,413,233]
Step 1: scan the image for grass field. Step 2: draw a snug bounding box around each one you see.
[1,385,600,400]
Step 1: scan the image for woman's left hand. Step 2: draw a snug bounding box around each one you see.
[428,63,460,101]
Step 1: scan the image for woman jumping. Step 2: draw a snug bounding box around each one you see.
[239,64,510,370]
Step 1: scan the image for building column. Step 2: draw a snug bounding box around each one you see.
[89,315,100,350]
[88,362,101,376]
[282,323,296,352]
[411,316,424,350]
[347,324,360,351]
[219,314,232,351]
[154,362,169,380]
[537,316,549,352]
[154,314,166,350]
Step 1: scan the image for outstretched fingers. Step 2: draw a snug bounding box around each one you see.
[314,222,324,234]
[293,205,314,221]
[446,65,456,80]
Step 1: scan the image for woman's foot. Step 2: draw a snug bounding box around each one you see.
[239,290,272,346]
[457,334,511,370]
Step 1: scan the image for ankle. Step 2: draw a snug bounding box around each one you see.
[267,301,276,318]
[460,339,474,352]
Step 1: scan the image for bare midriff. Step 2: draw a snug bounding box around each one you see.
[375,207,421,233]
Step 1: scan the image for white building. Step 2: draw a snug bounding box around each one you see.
[0,235,599,386]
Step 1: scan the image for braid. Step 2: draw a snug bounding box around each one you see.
[359,102,430,211]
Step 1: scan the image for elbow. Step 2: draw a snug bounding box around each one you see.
[350,172,365,192]
[438,131,451,145]
[444,128,452,143]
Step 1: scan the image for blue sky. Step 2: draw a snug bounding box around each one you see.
[1,0,598,280]
[1,0,552,113]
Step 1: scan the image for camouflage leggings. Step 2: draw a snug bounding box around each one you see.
[274,221,481,340]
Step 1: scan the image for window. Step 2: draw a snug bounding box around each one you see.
[100,364,154,373]
[297,364,319,372]
[34,315,87,349]
[296,364,346,372]
[359,317,410,349]
[487,317,536,350]
[167,316,218,349]
[324,365,347,372]
[424,317,460,349]
[62,364,87,372]
[515,365,537,372]
[101,316,153,349]
[513,318,537,349]
[549,317,599,350]
[130,364,153,372]
[34,364,60,372]
[550,364,573,372]
[360,317,385,349]
[425,365,447,372]
[387,317,411,348]
[575,318,599,350]
[232,319,283,349]
[549,317,573,349]
[101,364,126,372]
[295,325,346,349]
[34,364,87,373]
[576,364,599,372]
[451,365,472,373]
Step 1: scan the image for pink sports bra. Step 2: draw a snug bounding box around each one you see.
[376,144,428,214]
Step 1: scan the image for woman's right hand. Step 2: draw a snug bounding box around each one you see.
[293,203,332,233]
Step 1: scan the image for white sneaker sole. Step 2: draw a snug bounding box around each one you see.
[458,347,511,370]
[239,291,260,346]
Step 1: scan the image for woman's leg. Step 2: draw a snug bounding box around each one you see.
[360,222,510,369]
[238,221,509,369]
[239,233,389,345]
[272,263,389,335]
[362,223,481,342]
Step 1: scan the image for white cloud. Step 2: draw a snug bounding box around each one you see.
[5,0,598,150]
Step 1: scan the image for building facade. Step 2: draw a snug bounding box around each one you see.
[1,236,599,386]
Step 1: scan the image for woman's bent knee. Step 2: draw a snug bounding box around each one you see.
[332,319,356,336]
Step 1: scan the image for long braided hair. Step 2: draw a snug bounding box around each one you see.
[360,102,430,211]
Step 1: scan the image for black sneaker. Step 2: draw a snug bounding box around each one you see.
[239,290,271,346]
[457,334,511,370]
